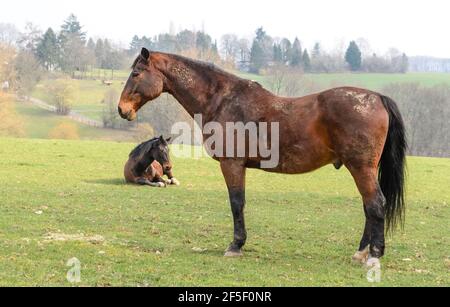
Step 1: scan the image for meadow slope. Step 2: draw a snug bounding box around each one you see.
[0,138,448,286]
[31,73,450,121]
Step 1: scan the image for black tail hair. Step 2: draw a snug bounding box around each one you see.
[379,95,407,233]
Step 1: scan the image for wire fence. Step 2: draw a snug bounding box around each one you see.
[29,97,104,128]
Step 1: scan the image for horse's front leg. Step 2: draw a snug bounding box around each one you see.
[220,159,247,257]
[164,169,180,186]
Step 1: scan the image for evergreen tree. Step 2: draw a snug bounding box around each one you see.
[176,30,196,51]
[60,14,86,43]
[250,39,265,73]
[312,42,321,58]
[290,37,302,67]
[129,35,141,54]
[58,14,88,74]
[302,49,311,72]
[36,28,58,70]
[280,38,292,64]
[196,31,212,52]
[273,44,283,63]
[345,41,362,71]
[156,33,177,52]
[249,27,272,73]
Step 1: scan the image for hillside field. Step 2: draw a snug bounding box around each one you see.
[31,72,450,121]
[14,101,135,142]
[0,138,448,286]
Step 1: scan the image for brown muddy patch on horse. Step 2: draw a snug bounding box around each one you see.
[171,65,194,87]
[343,90,378,117]
[43,232,105,244]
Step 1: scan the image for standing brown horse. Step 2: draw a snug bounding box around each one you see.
[118,48,406,267]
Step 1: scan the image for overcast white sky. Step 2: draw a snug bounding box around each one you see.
[1,0,449,57]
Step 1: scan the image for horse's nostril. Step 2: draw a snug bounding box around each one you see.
[118,106,123,116]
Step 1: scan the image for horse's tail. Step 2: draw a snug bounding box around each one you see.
[379,95,407,233]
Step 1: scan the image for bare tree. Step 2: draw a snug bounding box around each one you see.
[15,50,44,99]
[17,22,42,51]
[47,79,77,115]
[0,43,16,85]
[267,65,321,97]
[356,37,372,58]
[0,23,21,46]
[238,38,250,62]
[267,65,288,95]
[102,89,120,128]
[220,34,239,62]
[382,83,450,157]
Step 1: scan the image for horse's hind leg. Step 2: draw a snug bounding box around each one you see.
[136,177,165,187]
[347,165,386,267]
[352,209,371,264]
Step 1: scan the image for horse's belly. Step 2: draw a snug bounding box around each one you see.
[277,145,334,174]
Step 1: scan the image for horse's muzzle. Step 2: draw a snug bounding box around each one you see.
[118,106,136,121]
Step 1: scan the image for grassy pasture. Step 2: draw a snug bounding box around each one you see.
[239,72,450,90]
[13,101,135,142]
[0,138,448,286]
[31,72,450,122]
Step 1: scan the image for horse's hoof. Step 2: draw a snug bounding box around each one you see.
[224,248,243,257]
[352,250,369,265]
[366,257,381,269]
[171,178,180,186]
[157,182,166,188]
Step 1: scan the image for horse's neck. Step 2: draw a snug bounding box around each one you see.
[154,53,232,119]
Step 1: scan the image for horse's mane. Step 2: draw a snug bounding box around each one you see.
[129,137,160,160]
[169,53,246,82]
[131,54,147,69]
[131,51,245,83]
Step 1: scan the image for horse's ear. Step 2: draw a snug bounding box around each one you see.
[166,137,172,143]
[141,48,150,60]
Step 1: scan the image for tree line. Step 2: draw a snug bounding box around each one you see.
[1,15,410,84]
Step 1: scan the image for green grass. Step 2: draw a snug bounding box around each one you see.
[15,101,135,142]
[73,68,131,81]
[239,72,450,91]
[0,137,448,286]
[306,72,450,90]
[32,79,126,121]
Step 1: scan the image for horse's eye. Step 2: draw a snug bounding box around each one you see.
[132,71,140,78]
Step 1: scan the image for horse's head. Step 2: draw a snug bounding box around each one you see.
[118,48,164,121]
[150,135,173,174]
[129,135,173,173]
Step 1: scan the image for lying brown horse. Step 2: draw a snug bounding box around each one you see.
[118,48,406,267]
[124,136,180,187]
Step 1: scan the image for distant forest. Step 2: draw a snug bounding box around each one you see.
[0,14,414,77]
